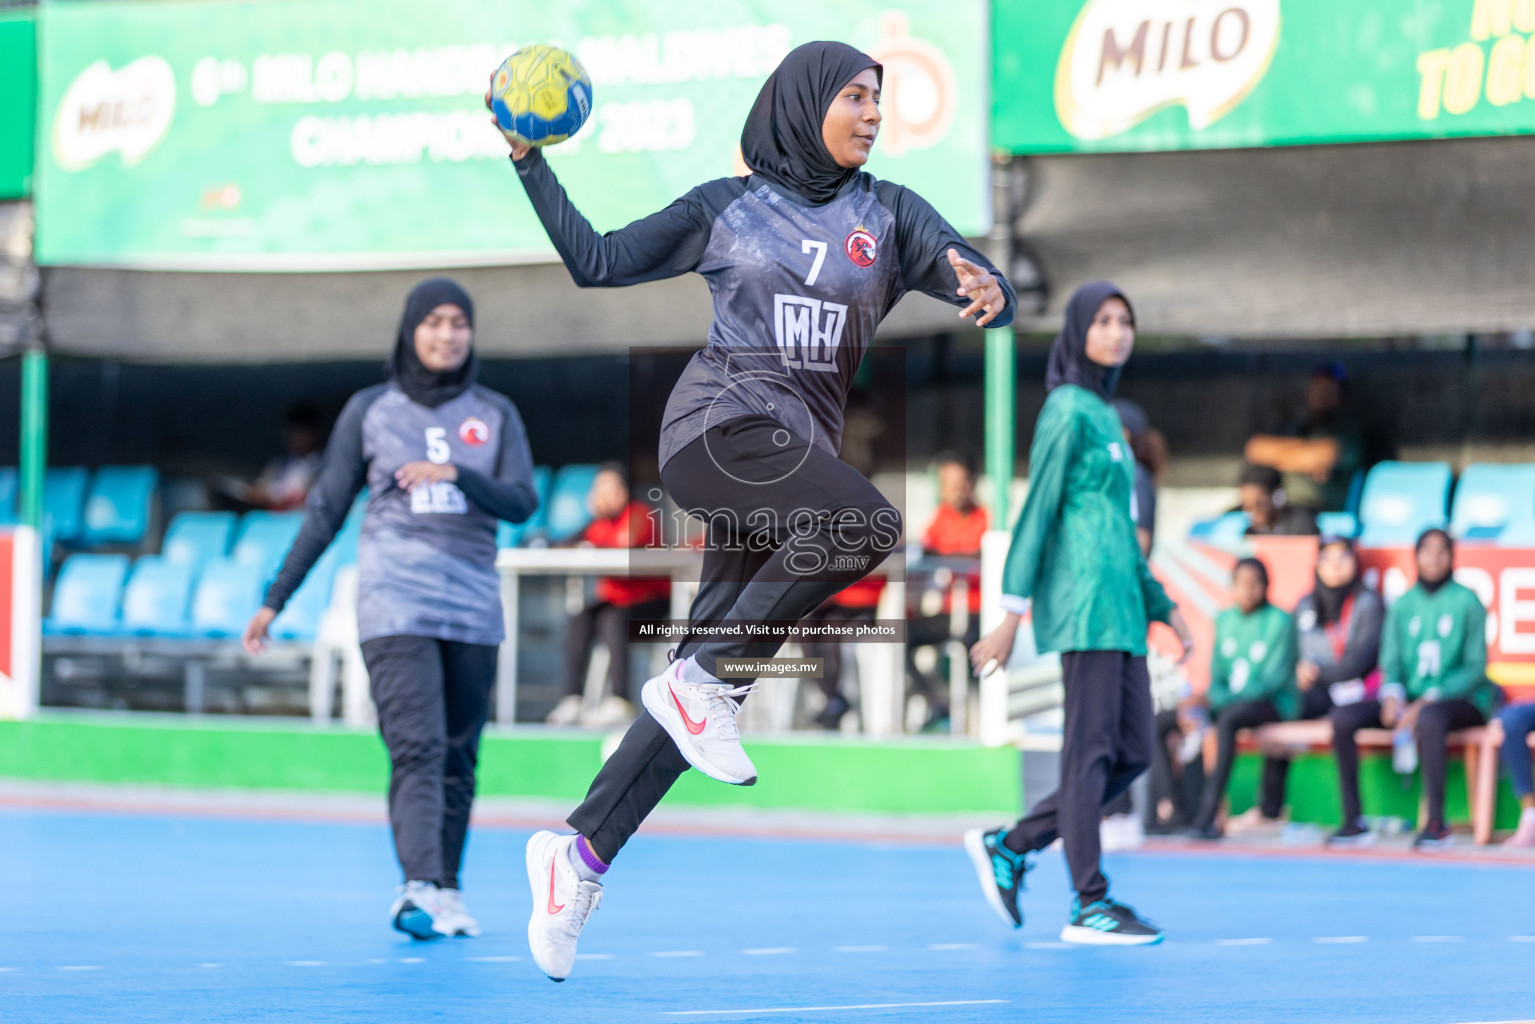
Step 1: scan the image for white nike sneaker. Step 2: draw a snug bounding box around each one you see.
[525,831,602,982]
[640,658,758,786]
[436,888,481,937]
[390,880,450,940]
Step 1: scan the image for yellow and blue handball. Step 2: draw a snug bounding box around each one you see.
[489,45,593,147]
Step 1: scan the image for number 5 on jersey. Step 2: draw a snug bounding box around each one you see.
[425,426,451,464]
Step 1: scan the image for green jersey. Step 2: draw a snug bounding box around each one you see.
[1000,385,1173,655]
[1378,580,1498,717]
[1208,603,1299,719]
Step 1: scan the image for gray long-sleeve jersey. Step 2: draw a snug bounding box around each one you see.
[263,383,539,646]
[514,150,1016,468]
[1294,588,1385,688]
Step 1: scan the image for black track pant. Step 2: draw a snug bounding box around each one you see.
[563,598,670,702]
[1331,697,1485,824]
[362,636,497,889]
[1002,651,1153,905]
[568,417,900,863]
[1193,699,1284,827]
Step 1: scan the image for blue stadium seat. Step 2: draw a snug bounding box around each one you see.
[1316,512,1360,539]
[190,558,265,638]
[1358,461,1452,547]
[45,553,129,635]
[270,545,347,641]
[0,467,16,523]
[544,464,601,542]
[498,465,553,548]
[120,556,195,637]
[162,511,236,568]
[232,511,305,584]
[82,465,159,546]
[44,468,90,542]
[1451,463,1535,546]
[1189,510,1248,545]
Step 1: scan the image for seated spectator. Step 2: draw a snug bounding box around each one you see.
[1239,463,1319,537]
[1186,558,1298,840]
[1112,399,1166,557]
[801,579,884,731]
[547,464,670,729]
[216,402,326,511]
[1497,699,1535,847]
[907,452,988,730]
[1244,361,1367,513]
[1328,529,1498,849]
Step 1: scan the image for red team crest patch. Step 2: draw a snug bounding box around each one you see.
[458,418,490,446]
[845,228,877,267]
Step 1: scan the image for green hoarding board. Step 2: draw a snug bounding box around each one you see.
[995,0,1535,154]
[35,0,988,270]
[0,9,37,200]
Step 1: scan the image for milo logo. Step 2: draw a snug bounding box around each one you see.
[1055,0,1280,140]
[53,57,177,170]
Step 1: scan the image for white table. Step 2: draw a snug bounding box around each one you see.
[494,547,700,724]
[493,547,907,735]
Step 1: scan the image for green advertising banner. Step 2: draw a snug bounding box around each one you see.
[0,9,37,200]
[35,0,987,270]
[995,0,1535,154]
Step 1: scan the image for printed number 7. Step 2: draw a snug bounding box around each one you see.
[801,240,827,287]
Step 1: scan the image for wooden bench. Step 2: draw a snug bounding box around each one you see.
[1209,719,1509,843]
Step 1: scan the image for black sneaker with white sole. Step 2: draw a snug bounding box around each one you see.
[963,827,1030,928]
[1413,820,1453,849]
[1060,897,1164,946]
[1327,819,1376,848]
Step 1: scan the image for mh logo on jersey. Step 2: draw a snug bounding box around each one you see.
[458,418,490,446]
[774,295,847,372]
[845,228,877,267]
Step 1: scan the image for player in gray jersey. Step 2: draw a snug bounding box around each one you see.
[490,41,1016,980]
[242,278,539,941]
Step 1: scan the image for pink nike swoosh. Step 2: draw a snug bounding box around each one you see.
[546,859,565,915]
[669,682,708,735]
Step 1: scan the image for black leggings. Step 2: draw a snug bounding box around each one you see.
[1194,699,1284,827]
[563,598,670,702]
[1331,697,1485,824]
[361,635,497,890]
[1003,651,1153,905]
[568,417,900,862]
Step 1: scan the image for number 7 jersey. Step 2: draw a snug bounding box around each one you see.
[513,149,1016,468]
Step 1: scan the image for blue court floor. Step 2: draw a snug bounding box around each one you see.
[1,806,1531,1024]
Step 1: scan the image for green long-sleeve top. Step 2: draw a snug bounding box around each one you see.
[1378,580,1499,717]
[1207,603,1299,718]
[999,384,1174,655]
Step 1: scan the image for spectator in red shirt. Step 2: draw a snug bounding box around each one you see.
[908,452,989,730]
[547,464,671,729]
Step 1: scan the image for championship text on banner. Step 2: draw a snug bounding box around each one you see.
[35,0,988,269]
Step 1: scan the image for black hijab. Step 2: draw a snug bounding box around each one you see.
[739,41,881,206]
[390,278,477,409]
[1415,527,1454,593]
[1045,281,1133,401]
[1312,536,1363,627]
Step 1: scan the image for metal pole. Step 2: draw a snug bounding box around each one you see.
[19,347,45,530]
[984,327,1015,526]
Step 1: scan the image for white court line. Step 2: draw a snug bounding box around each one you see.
[1314,936,1368,944]
[284,960,327,967]
[398,957,424,964]
[367,958,386,964]
[197,963,222,969]
[741,948,795,956]
[1445,1020,1535,1024]
[1215,938,1273,946]
[664,999,1009,1017]
[575,953,613,961]
[929,943,979,951]
[1024,942,1074,950]
[59,965,100,971]
[0,967,14,973]
[1413,936,1466,943]
[651,951,704,958]
[464,955,518,962]
[834,945,888,953]
[1509,936,1535,942]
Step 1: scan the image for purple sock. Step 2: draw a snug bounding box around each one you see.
[574,834,608,876]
